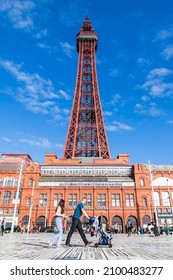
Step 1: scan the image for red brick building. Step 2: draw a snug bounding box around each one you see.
[0,153,173,232]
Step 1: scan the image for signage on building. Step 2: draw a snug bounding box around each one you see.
[12,199,20,204]
[157,213,173,219]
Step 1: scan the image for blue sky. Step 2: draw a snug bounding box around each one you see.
[0,0,173,165]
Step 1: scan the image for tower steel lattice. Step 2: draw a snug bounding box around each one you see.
[63,16,111,159]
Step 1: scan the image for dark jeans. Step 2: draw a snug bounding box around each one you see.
[1,225,4,235]
[66,217,88,245]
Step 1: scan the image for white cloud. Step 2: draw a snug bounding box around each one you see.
[19,134,64,150]
[108,93,121,106]
[135,102,163,117]
[54,143,64,149]
[35,29,48,39]
[103,111,113,116]
[0,58,71,119]
[106,121,134,132]
[147,68,173,79]
[136,57,149,65]
[155,28,173,40]
[37,42,50,49]
[58,89,71,100]
[19,137,50,148]
[109,67,118,77]
[160,46,173,60]
[139,68,173,98]
[167,120,173,125]
[60,41,75,58]
[0,0,35,31]
[2,137,12,142]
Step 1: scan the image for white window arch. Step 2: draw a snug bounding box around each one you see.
[0,177,21,187]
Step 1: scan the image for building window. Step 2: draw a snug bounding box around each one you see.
[29,179,33,186]
[0,209,4,214]
[4,209,8,214]
[26,198,31,206]
[157,208,162,213]
[163,208,169,213]
[39,194,48,207]
[162,192,170,206]
[13,191,21,200]
[154,192,160,206]
[68,194,77,206]
[140,178,145,187]
[54,194,63,207]
[142,198,147,207]
[97,194,106,206]
[111,194,120,207]
[83,194,92,206]
[125,194,134,207]
[2,191,11,204]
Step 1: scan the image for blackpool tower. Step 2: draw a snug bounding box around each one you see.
[63,16,111,159]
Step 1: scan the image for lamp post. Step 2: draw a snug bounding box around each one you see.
[44,198,48,228]
[147,194,152,222]
[11,160,26,233]
[148,160,159,226]
[27,180,35,233]
[166,179,172,214]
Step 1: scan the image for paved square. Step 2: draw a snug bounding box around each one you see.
[0,233,173,260]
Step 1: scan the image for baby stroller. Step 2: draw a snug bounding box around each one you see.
[89,216,113,248]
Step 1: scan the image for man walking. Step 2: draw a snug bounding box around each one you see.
[65,197,91,247]
[1,218,5,236]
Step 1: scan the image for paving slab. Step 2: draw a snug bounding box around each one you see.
[0,233,173,260]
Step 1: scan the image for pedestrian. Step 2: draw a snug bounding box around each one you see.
[126,219,133,237]
[49,199,68,248]
[1,218,5,236]
[65,197,92,247]
[163,219,169,236]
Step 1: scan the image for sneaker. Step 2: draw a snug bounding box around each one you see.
[56,245,62,249]
[85,241,92,247]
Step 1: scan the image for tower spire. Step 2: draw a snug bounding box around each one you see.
[63,17,111,159]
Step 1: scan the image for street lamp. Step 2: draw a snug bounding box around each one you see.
[27,180,35,233]
[147,194,152,222]
[44,198,48,228]
[166,179,172,214]
[11,160,26,233]
[148,160,159,226]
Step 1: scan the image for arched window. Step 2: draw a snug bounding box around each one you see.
[0,177,21,187]
[26,198,31,206]
[140,178,145,186]
[142,197,147,207]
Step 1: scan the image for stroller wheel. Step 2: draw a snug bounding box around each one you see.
[94,243,98,248]
[108,243,112,248]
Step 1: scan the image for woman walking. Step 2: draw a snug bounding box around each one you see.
[49,199,68,248]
